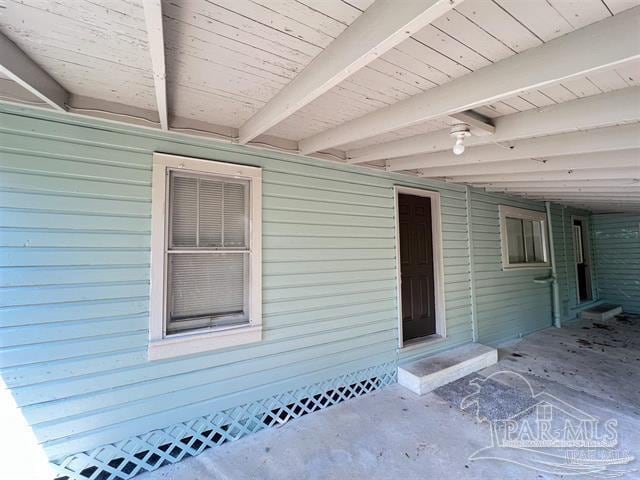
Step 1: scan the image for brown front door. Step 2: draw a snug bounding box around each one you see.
[398,193,436,341]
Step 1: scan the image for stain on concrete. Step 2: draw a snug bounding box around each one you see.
[433,373,537,423]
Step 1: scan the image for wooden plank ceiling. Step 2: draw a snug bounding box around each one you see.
[0,0,639,213]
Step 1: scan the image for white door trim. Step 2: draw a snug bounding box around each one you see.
[571,215,595,305]
[394,186,447,350]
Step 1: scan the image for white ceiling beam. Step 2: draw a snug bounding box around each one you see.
[486,186,640,193]
[516,195,640,204]
[477,179,640,189]
[348,87,640,164]
[453,167,640,184]
[142,0,168,130]
[536,199,640,207]
[567,206,640,212]
[300,7,640,154]
[520,199,640,213]
[395,124,640,173]
[583,206,640,213]
[237,0,461,145]
[417,148,639,180]
[556,199,640,208]
[0,31,68,110]
[521,193,640,199]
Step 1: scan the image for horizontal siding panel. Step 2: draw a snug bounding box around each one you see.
[0,298,148,327]
[263,209,394,227]
[263,236,394,249]
[0,151,151,184]
[592,214,640,313]
[0,209,150,232]
[0,248,148,267]
[263,258,396,275]
[1,331,148,368]
[0,132,151,168]
[263,182,392,207]
[0,229,150,248]
[0,190,150,216]
[264,269,395,288]
[263,279,396,302]
[263,196,394,217]
[0,170,151,200]
[1,314,148,348]
[0,266,149,287]
[1,282,149,307]
[264,222,392,238]
[262,172,391,197]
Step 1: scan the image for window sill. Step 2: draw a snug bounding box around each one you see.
[502,264,551,270]
[148,324,262,360]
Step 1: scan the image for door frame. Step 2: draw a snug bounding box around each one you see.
[570,215,595,304]
[394,186,446,349]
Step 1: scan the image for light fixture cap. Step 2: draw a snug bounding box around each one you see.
[450,123,471,138]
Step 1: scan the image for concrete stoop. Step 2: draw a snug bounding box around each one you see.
[579,303,623,322]
[398,343,498,395]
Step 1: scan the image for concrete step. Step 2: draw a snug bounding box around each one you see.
[398,343,497,395]
[579,303,623,322]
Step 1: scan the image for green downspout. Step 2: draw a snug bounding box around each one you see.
[466,186,478,342]
[545,201,562,328]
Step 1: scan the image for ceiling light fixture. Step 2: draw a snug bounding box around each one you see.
[450,124,471,155]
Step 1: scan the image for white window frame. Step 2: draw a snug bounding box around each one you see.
[499,205,550,269]
[149,153,262,360]
[573,224,584,264]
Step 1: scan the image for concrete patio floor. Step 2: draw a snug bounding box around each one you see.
[140,315,640,480]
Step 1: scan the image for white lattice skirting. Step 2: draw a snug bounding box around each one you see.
[53,362,397,480]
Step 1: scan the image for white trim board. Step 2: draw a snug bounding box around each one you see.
[571,215,595,305]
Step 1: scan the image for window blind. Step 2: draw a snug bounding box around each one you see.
[167,171,250,334]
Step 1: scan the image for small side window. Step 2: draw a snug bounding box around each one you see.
[499,205,549,269]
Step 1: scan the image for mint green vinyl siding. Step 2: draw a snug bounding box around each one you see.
[0,104,473,461]
[469,190,553,345]
[592,214,640,313]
